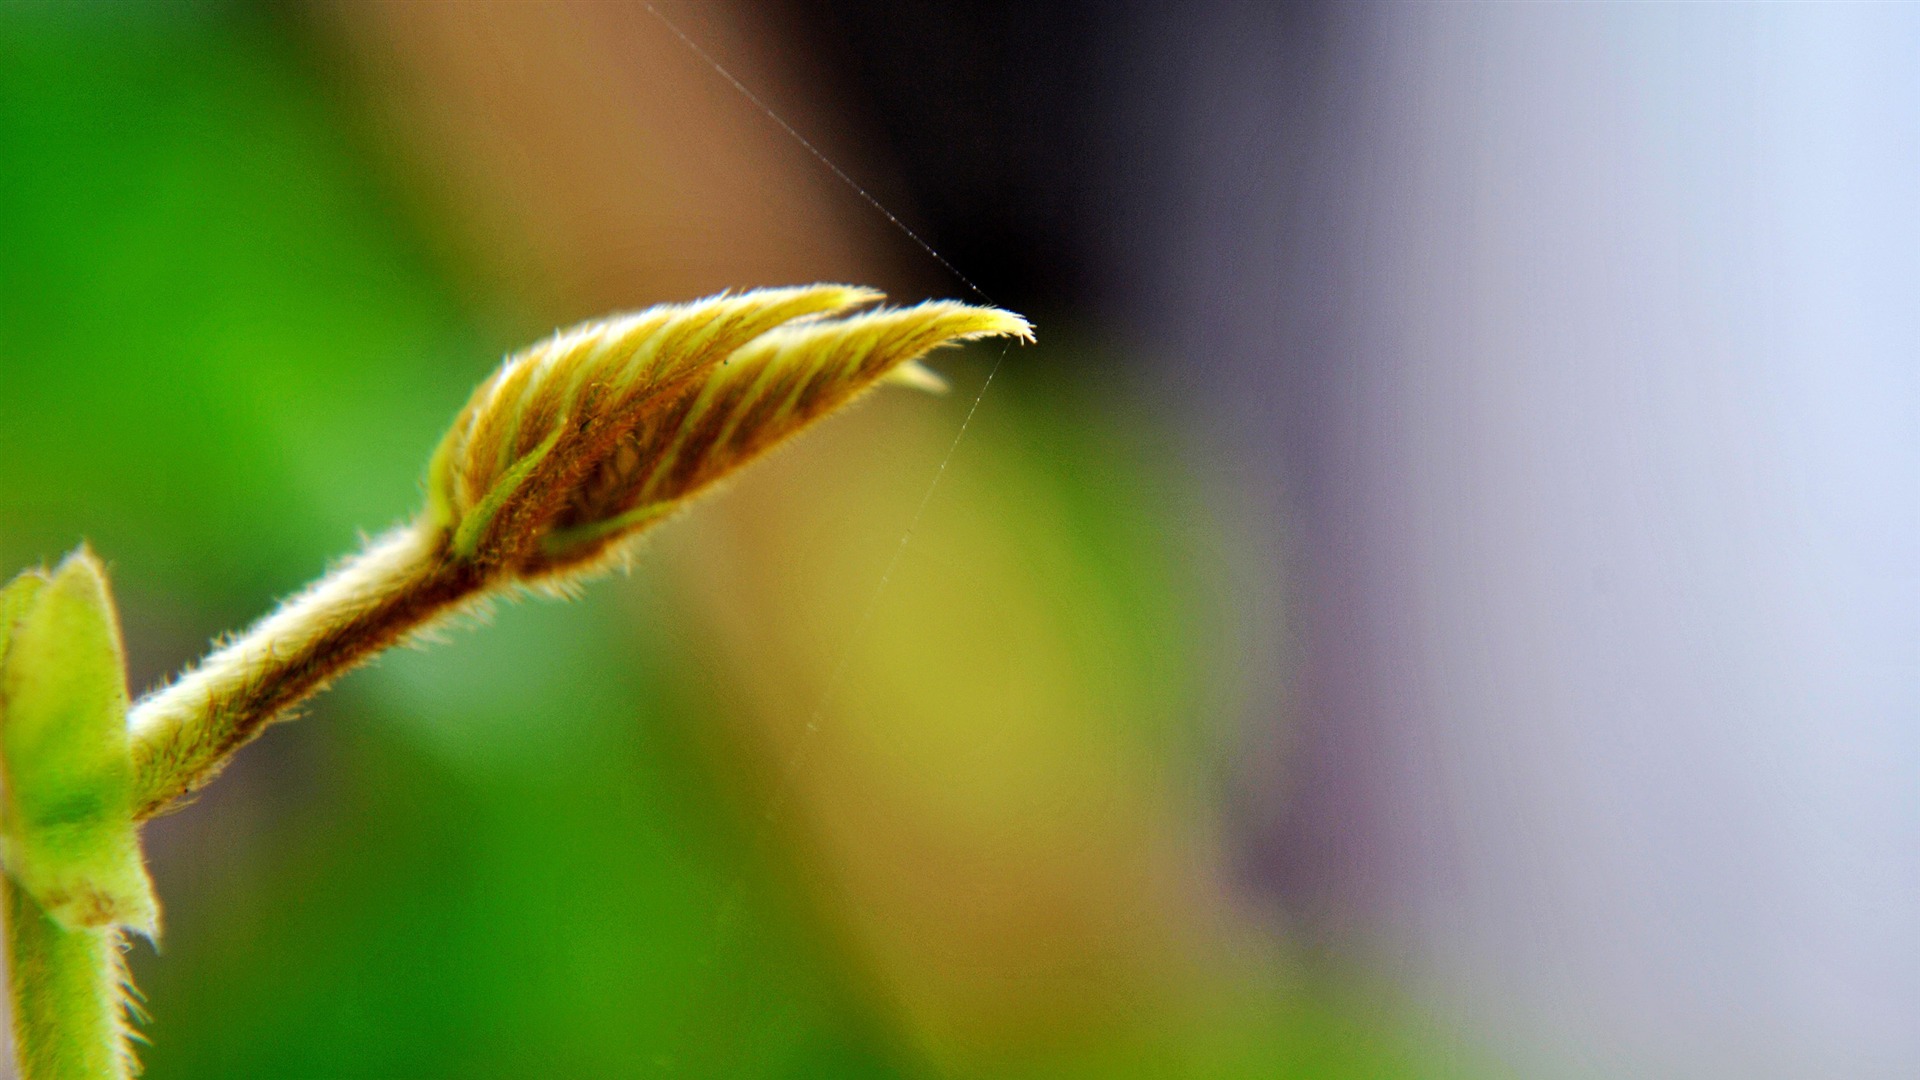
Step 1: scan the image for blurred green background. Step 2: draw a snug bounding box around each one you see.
[0,3,1486,1077]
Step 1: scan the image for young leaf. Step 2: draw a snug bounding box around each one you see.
[425,283,885,569]
[5,879,141,1080]
[0,551,157,937]
[0,568,49,656]
[428,287,1032,578]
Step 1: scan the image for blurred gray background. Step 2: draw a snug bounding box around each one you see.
[830,1,1920,1075]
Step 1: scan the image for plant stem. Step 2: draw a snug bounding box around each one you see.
[126,525,484,820]
[4,878,135,1080]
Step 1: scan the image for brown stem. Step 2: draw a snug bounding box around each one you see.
[127,525,489,820]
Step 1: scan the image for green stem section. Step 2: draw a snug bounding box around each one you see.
[125,525,488,820]
[5,877,134,1080]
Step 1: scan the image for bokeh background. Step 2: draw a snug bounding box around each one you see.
[1,3,1914,1078]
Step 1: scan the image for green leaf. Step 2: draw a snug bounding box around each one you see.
[0,567,50,654]
[0,550,158,937]
[5,877,139,1080]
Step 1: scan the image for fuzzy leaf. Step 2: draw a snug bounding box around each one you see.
[5,878,140,1080]
[426,283,886,566]
[0,568,49,652]
[427,287,1031,580]
[0,551,158,937]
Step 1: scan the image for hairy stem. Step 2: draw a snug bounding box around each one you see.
[5,878,137,1080]
[126,525,485,820]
